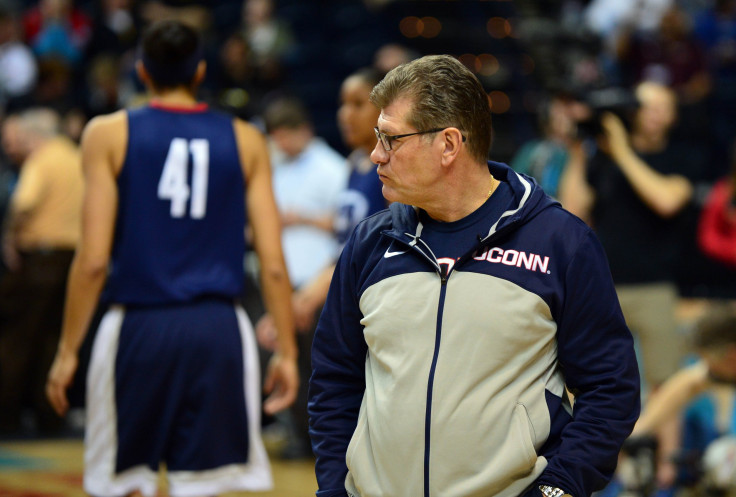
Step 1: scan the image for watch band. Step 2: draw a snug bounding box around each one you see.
[539,484,569,497]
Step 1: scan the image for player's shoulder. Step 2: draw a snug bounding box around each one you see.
[82,109,127,141]
[232,116,265,140]
[80,110,128,173]
[232,117,268,165]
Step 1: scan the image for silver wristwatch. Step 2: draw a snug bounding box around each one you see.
[539,485,571,497]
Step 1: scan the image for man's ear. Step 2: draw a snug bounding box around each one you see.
[439,127,464,167]
[135,60,151,86]
[192,60,207,86]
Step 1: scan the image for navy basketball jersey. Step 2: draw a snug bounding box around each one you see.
[104,103,246,305]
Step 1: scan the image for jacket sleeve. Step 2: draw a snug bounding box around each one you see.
[538,229,641,497]
[308,230,368,497]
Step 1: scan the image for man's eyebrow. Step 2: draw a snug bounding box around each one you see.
[375,116,391,132]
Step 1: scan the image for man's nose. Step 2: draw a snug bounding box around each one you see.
[370,140,388,165]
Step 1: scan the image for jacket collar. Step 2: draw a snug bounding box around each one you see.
[383,161,554,246]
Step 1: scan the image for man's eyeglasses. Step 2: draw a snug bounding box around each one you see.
[374,127,466,151]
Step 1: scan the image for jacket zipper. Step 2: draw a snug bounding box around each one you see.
[424,268,447,497]
[384,233,493,497]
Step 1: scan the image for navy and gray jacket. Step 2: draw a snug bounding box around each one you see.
[308,162,640,497]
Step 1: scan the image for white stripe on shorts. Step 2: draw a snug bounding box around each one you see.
[85,306,159,497]
[84,304,273,497]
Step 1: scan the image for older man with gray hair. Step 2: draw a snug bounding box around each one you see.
[0,107,83,436]
[308,54,640,497]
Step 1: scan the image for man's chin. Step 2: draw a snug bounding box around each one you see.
[380,186,400,204]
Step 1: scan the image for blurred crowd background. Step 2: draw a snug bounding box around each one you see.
[2,0,736,495]
[1,0,735,296]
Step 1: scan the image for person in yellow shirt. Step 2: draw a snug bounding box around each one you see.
[0,107,83,436]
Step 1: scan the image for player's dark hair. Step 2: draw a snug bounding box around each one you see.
[140,20,203,89]
[369,54,493,163]
[692,305,736,351]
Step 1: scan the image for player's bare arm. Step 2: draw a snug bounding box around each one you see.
[46,111,127,416]
[234,118,298,414]
[602,113,693,218]
[632,361,711,436]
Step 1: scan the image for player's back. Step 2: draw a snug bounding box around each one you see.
[105,103,246,306]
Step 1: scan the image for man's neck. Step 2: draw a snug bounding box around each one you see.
[422,166,498,223]
[149,88,199,107]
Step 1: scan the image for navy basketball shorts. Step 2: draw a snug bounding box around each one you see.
[83,300,272,497]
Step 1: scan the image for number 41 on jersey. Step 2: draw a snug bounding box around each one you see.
[158,137,209,219]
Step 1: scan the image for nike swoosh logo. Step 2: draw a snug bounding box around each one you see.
[384,247,409,258]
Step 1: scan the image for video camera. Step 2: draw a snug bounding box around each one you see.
[574,86,640,139]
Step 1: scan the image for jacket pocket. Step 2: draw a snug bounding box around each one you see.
[512,402,538,471]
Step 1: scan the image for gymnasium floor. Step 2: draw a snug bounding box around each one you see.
[0,436,317,497]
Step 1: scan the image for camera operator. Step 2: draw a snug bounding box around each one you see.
[559,81,703,491]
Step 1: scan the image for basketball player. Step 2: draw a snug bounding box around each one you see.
[45,20,298,497]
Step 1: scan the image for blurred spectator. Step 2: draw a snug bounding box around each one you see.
[616,5,711,106]
[33,57,75,110]
[0,114,21,277]
[0,6,37,110]
[258,95,346,459]
[694,0,736,169]
[583,0,674,89]
[264,96,347,292]
[560,82,698,391]
[585,0,674,52]
[240,0,294,90]
[213,31,264,119]
[697,144,736,268]
[60,106,86,142]
[510,94,581,198]
[615,4,713,161]
[0,107,83,437]
[139,0,212,33]
[22,0,92,66]
[559,81,704,488]
[628,304,736,495]
[281,67,386,340]
[84,54,123,116]
[86,0,139,59]
[255,71,386,414]
[0,113,24,168]
[694,0,736,73]
[333,67,385,245]
[373,42,418,74]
